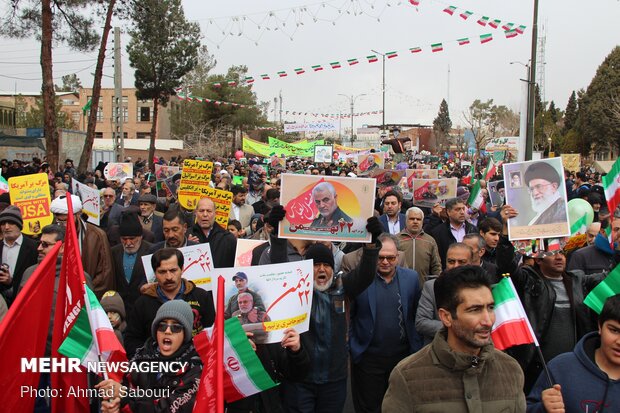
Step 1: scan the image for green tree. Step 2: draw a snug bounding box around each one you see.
[547,101,559,123]
[432,99,452,152]
[463,99,495,155]
[1,0,100,172]
[55,74,83,92]
[16,95,78,130]
[127,0,201,171]
[580,46,620,155]
[562,91,578,134]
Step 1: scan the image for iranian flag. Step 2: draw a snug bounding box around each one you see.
[484,158,497,180]
[603,158,620,248]
[480,33,493,44]
[409,47,422,53]
[477,16,489,26]
[409,0,420,5]
[431,43,443,53]
[330,61,342,69]
[491,277,538,351]
[367,55,378,63]
[443,6,457,15]
[489,19,501,29]
[244,76,255,84]
[294,68,305,75]
[571,214,590,235]
[0,175,8,194]
[347,58,359,66]
[584,264,620,314]
[468,179,485,210]
[58,287,127,382]
[462,164,474,184]
[457,38,470,46]
[213,82,222,88]
[277,71,288,77]
[227,80,237,86]
[502,22,515,31]
[459,11,473,20]
[260,74,270,80]
[386,51,398,59]
[194,317,278,405]
[505,29,518,39]
[312,64,324,71]
[516,25,527,34]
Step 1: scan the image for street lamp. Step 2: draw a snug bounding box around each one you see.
[371,49,386,137]
[338,93,367,146]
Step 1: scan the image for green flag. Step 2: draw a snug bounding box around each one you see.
[82,99,92,115]
[584,264,620,314]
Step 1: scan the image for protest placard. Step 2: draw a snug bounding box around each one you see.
[178,159,213,210]
[8,173,53,235]
[141,243,214,290]
[103,163,133,181]
[71,180,100,225]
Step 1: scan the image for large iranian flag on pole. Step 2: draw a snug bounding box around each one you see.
[468,179,484,210]
[491,277,538,350]
[602,157,620,248]
[484,158,497,180]
[58,286,127,382]
[194,317,278,407]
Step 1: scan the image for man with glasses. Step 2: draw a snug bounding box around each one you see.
[349,233,423,413]
[523,162,568,226]
[100,187,123,230]
[123,248,214,358]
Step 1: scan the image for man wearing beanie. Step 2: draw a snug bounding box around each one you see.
[124,248,215,358]
[0,205,38,306]
[266,204,384,413]
[138,193,164,242]
[520,161,568,226]
[111,210,152,314]
[97,300,202,413]
[50,194,113,298]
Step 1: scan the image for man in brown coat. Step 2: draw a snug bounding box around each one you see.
[397,206,442,284]
[50,195,114,298]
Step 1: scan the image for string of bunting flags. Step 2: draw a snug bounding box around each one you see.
[174,92,382,119]
[440,3,526,37]
[177,29,525,94]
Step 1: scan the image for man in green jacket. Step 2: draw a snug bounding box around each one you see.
[383,265,526,412]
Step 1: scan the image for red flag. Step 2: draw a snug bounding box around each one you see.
[284,178,323,226]
[51,195,89,413]
[193,276,225,412]
[0,242,61,411]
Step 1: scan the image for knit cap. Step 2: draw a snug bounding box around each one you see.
[0,205,23,230]
[305,243,335,269]
[151,300,194,343]
[100,290,126,320]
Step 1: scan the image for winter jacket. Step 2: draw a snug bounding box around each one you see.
[567,233,616,275]
[397,229,442,282]
[527,331,620,413]
[121,339,201,413]
[80,219,115,298]
[382,329,526,412]
[190,222,236,268]
[124,280,215,358]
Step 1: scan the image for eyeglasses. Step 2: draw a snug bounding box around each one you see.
[527,183,553,194]
[102,195,115,198]
[378,255,397,262]
[157,322,184,334]
[38,241,54,248]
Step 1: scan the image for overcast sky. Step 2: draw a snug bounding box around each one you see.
[1,0,619,130]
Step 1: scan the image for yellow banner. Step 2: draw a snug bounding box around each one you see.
[178,159,213,210]
[8,173,53,235]
[262,313,308,331]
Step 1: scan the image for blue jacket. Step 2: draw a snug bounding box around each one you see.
[379,213,406,234]
[349,266,423,364]
[527,331,620,413]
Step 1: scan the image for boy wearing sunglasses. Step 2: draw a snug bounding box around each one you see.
[97,300,202,413]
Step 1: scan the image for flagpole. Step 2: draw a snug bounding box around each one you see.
[216,276,225,413]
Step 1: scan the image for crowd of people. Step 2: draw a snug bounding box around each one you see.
[0,151,619,413]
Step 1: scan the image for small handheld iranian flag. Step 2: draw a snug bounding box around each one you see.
[491,277,538,350]
[0,175,8,195]
[484,158,497,180]
[58,287,127,382]
[194,317,278,405]
[603,157,620,248]
[584,263,620,314]
[468,179,484,210]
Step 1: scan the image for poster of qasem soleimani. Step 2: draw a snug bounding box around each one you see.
[279,174,376,242]
[503,157,570,240]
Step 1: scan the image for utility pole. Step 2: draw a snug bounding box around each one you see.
[525,0,539,161]
[279,90,283,126]
[338,93,366,146]
[371,50,386,138]
[113,27,124,161]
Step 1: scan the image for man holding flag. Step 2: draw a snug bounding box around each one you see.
[383,265,525,412]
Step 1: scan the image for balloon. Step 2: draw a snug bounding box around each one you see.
[567,198,594,233]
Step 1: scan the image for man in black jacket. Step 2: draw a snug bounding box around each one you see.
[123,248,214,358]
[0,206,38,305]
[190,197,236,268]
[425,198,478,269]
